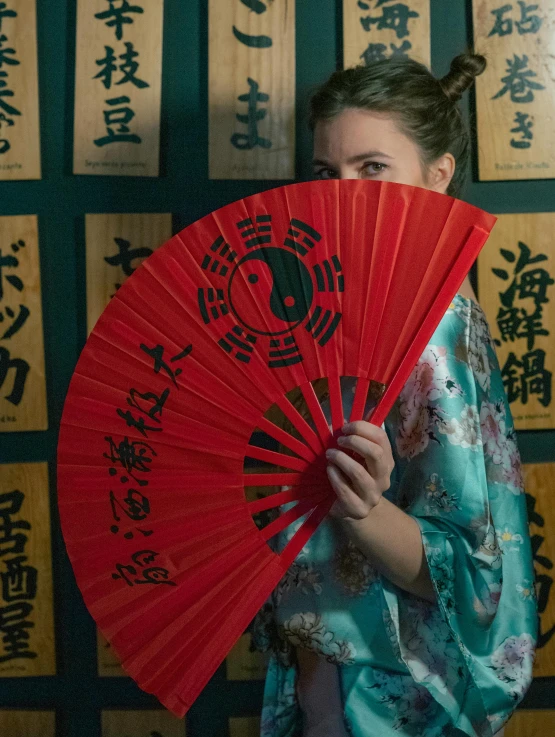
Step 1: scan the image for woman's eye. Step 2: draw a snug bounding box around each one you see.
[314,168,337,180]
[361,162,388,177]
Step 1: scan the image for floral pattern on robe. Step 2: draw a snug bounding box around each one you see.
[253,296,537,737]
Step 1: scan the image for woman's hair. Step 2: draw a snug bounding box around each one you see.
[309,53,486,198]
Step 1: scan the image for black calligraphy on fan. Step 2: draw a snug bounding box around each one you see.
[198,215,343,368]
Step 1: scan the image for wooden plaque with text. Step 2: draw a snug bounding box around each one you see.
[0,464,55,677]
[473,0,555,180]
[86,213,172,333]
[0,0,41,180]
[0,711,55,737]
[478,214,554,430]
[0,215,47,431]
[343,0,430,69]
[102,710,185,737]
[522,463,555,678]
[209,0,295,180]
[74,0,164,176]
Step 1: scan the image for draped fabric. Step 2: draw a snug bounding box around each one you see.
[253,295,537,737]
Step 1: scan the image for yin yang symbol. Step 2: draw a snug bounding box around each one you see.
[228,248,314,336]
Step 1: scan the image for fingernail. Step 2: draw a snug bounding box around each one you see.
[342,423,350,433]
[337,436,346,445]
[325,449,335,458]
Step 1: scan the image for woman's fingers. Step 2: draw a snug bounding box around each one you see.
[326,448,382,506]
[326,464,369,519]
[336,434,393,487]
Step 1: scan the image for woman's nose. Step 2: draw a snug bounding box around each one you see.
[338,169,358,180]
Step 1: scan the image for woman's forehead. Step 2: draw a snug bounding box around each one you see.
[313,109,413,160]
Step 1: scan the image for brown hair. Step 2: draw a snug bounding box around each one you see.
[309,53,486,198]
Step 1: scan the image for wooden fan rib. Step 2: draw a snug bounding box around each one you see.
[256,415,317,463]
[274,393,325,455]
[280,497,334,568]
[350,376,370,423]
[300,381,332,445]
[259,497,319,542]
[247,486,327,513]
[244,445,309,472]
[328,373,344,432]
[372,225,491,427]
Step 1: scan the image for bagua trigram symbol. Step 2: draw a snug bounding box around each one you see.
[197,215,343,368]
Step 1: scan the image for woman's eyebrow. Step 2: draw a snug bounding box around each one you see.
[312,151,394,167]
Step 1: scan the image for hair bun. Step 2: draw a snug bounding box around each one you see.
[439,52,487,102]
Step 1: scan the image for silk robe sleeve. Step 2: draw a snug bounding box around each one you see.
[382,297,537,737]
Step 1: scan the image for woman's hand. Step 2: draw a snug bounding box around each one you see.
[326,421,394,520]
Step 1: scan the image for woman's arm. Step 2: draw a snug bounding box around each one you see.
[326,421,436,603]
[339,497,435,602]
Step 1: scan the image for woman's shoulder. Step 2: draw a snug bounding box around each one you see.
[432,293,495,353]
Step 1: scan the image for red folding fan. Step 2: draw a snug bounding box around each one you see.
[57,180,496,716]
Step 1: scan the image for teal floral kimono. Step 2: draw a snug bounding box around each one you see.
[253,295,537,737]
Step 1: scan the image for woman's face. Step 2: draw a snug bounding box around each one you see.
[312,108,454,194]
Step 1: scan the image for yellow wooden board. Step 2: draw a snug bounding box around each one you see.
[226,632,267,681]
[343,0,430,69]
[0,711,55,737]
[0,0,41,180]
[478,213,555,430]
[0,463,55,677]
[102,710,185,737]
[229,717,261,737]
[74,0,164,176]
[97,631,126,677]
[505,709,555,737]
[473,0,555,180]
[86,213,172,333]
[209,0,295,180]
[0,215,47,431]
[522,463,555,677]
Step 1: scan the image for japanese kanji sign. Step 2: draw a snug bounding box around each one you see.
[209,0,295,179]
[473,1,555,180]
[521,463,555,678]
[505,709,555,736]
[229,717,261,737]
[226,632,267,680]
[102,710,185,737]
[343,0,430,70]
[0,215,47,431]
[478,214,554,430]
[74,0,164,176]
[0,0,41,181]
[0,711,55,737]
[86,213,172,333]
[97,631,126,676]
[0,463,55,677]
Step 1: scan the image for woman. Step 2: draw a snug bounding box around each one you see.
[253,54,537,737]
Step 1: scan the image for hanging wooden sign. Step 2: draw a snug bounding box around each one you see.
[86,213,172,333]
[506,709,555,736]
[0,463,55,677]
[0,215,47,431]
[74,0,164,177]
[478,213,554,430]
[102,710,185,737]
[343,0,430,70]
[97,631,126,677]
[226,632,267,681]
[521,462,555,678]
[0,711,55,737]
[229,717,261,737]
[472,0,555,180]
[0,0,41,180]
[208,0,295,180]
